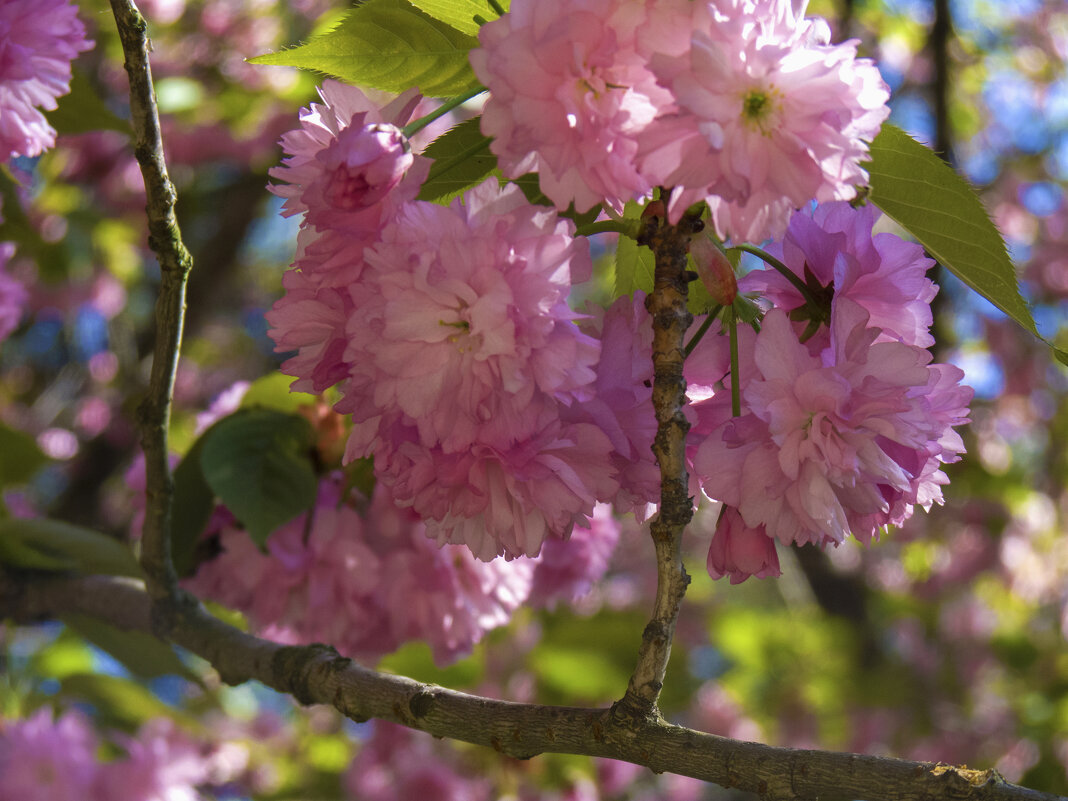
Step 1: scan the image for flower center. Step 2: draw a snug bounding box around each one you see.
[740,86,781,135]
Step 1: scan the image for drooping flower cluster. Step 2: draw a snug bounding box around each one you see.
[184,472,622,665]
[0,0,93,162]
[0,709,245,801]
[473,0,889,240]
[691,203,972,581]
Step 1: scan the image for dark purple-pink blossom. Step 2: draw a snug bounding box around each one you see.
[706,505,782,583]
[742,201,938,348]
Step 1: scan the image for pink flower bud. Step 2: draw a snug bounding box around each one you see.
[690,236,737,306]
[706,506,781,583]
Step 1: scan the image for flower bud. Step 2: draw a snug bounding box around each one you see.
[690,236,738,306]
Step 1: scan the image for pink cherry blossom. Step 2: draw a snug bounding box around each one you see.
[345,722,490,801]
[528,502,621,607]
[92,719,220,801]
[0,0,93,161]
[705,505,782,583]
[346,178,597,453]
[640,0,890,241]
[0,708,98,801]
[269,80,427,233]
[185,474,536,664]
[741,201,938,347]
[693,302,971,550]
[0,244,27,342]
[470,0,673,213]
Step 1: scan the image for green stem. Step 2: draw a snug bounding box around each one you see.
[574,219,637,238]
[683,304,723,358]
[729,243,820,309]
[728,304,741,417]
[486,0,506,16]
[402,87,487,139]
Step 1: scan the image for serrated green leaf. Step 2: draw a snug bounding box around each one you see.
[46,68,129,137]
[0,423,47,487]
[0,518,140,576]
[866,124,1038,339]
[407,0,504,35]
[614,200,654,298]
[199,409,318,548]
[418,117,496,201]
[62,614,197,681]
[249,0,480,98]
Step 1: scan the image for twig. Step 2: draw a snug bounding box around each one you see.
[109,0,193,620]
[617,208,696,720]
[2,569,1060,801]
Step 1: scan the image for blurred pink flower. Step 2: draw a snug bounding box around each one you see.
[640,0,889,240]
[345,722,490,801]
[705,505,782,583]
[93,719,218,801]
[0,0,93,161]
[470,0,672,212]
[528,502,621,607]
[0,708,98,801]
[742,201,938,347]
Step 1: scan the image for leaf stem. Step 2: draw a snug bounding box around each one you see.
[729,243,819,308]
[728,303,741,417]
[683,304,723,358]
[402,87,487,139]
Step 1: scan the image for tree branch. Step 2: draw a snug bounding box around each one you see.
[109,0,192,617]
[619,206,697,718]
[1,568,1060,801]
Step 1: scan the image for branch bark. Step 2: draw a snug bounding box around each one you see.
[1,569,1060,801]
[109,0,192,617]
[619,205,697,719]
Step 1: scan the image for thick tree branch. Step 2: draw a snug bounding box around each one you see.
[619,206,697,717]
[1,568,1060,801]
[109,0,192,615]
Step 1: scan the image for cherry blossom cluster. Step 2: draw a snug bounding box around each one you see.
[0,709,246,801]
[472,0,889,241]
[691,203,973,582]
[263,0,971,586]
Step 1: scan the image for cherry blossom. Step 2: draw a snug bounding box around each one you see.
[0,244,26,342]
[0,0,93,161]
[0,708,98,801]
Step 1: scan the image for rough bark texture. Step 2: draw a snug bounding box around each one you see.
[2,570,1062,801]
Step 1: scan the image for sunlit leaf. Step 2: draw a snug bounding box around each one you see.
[418,117,496,201]
[614,201,654,299]
[407,0,505,35]
[248,0,480,97]
[866,124,1068,363]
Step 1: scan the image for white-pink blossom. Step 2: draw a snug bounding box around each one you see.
[470,0,673,213]
[0,0,93,161]
[640,0,890,241]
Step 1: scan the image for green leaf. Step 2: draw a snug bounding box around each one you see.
[59,673,199,732]
[866,124,1067,362]
[170,438,216,578]
[62,614,197,681]
[614,200,654,298]
[248,0,480,98]
[239,372,312,413]
[46,68,129,137]
[0,518,140,576]
[417,117,496,201]
[407,0,505,35]
[0,423,47,487]
[199,409,318,548]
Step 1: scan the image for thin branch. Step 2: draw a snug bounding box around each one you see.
[1,569,1060,801]
[109,0,192,619]
[618,208,697,719]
